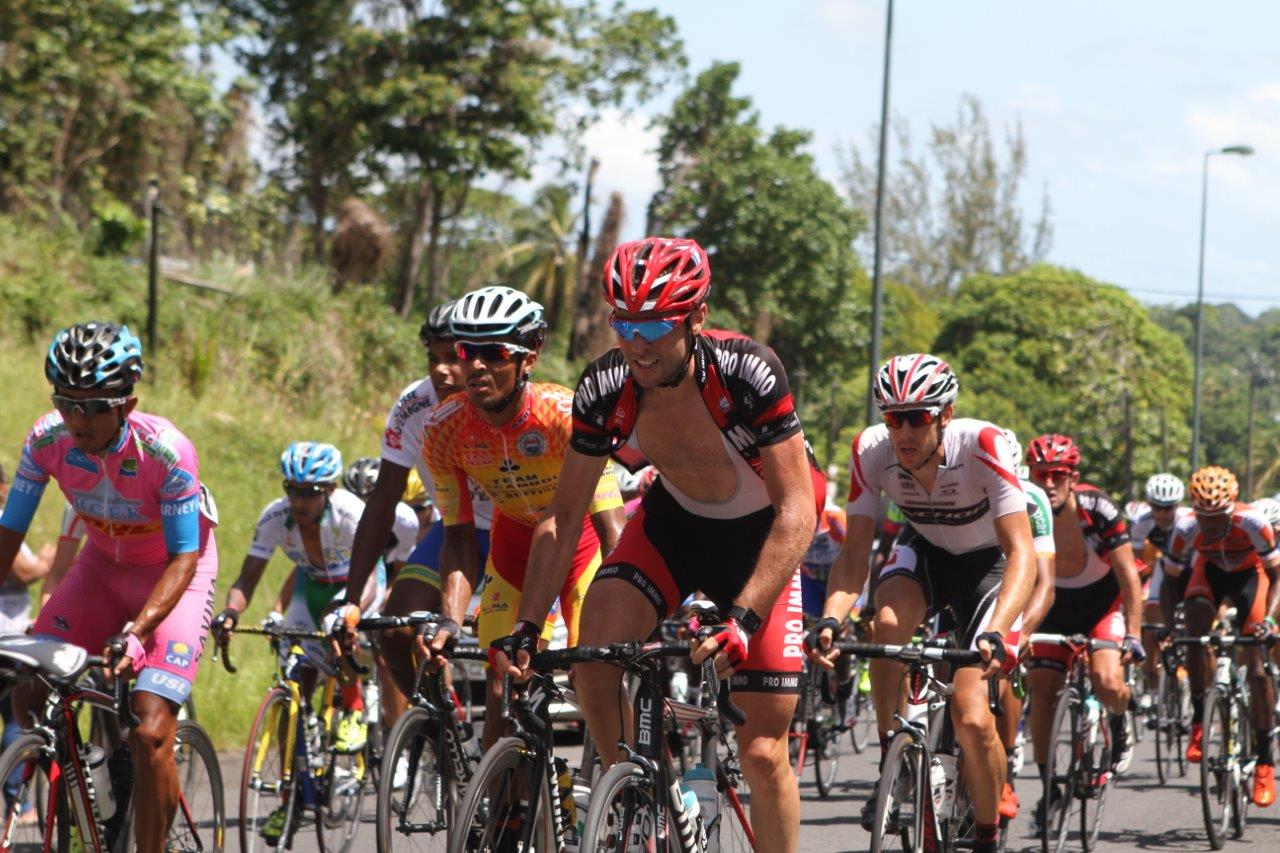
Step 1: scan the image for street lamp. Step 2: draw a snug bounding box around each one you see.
[1190,144,1253,471]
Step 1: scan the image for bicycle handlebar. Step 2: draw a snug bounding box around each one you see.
[1172,633,1277,648]
[835,640,1002,718]
[1027,633,1122,653]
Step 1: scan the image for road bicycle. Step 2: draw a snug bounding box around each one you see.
[217,624,368,852]
[788,655,844,798]
[839,640,1002,853]
[1031,633,1130,853]
[0,635,224,852]
[1172,630,1277,850]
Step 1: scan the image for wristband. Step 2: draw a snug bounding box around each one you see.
[726,605,762,637]
[1266,616,1277,629]
[124,633,147,669]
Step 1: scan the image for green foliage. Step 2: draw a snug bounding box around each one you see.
[649,62,865,388]
[934,265,1192,495]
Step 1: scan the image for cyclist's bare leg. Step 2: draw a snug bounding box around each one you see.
[997,680,1020,752]
[1142,601,1163,685]
[375,650,408,729]
[734,691,800,853]
[575,579,660,767]
[951,665,1004,825]
[1184,597,1215,709]
[1089,648,1129,715]
[130,691,179,853]
[870,576,927,739]
[1026,668,1064,765]
[378,578,442,716]
[1244,645,1275,735]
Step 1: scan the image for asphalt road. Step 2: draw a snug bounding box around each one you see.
[201,716,1280,852]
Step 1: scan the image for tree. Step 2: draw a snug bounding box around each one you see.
[648,62,865,387]
[840,94,1052,295]
[569,189,625,361]
[504,184,578,332]
[934,265,1192,495]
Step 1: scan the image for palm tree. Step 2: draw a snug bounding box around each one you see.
[504,184,579,332]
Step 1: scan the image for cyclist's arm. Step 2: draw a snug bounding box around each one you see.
[732,433,816,619]
[342,459,409,606]
[1263,552,1280,622]
[224,555,271,614]
[273,567,296,615]
[130,550,199,642]
[822,514,876,625]
[1107,541,1143,637]
[1018,554,1056,640]
[0,526,27,589]
[8,541,52,585]
[517,449,608,627]
[988,509,1035,637]
[440,521,480,627]
[41,535,80,607]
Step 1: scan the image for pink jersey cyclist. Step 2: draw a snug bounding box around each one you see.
[1,410,218,705]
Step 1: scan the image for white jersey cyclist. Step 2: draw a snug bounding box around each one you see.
[848,418,1026,554]
[1023,478,1055,558]
[382,378,493,528]
[1131,504,1193,601]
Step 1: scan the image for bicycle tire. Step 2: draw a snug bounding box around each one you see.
[1175,669,1192,777]
[0,731,69,852]
[870,729,926,853]
[315,710,368,853]
[849,673,875,754]
[239,687,297,853]
[581,760,674,852]
[788,670,809,777]
[446,735,556,853]
[1230,695,1252,840]
[168,720,226,852]
[1154,668,1174,785]
[1079,709,1111,853]
[1042,687,1079,853]
[377,705,452,853]
[1199,687,1230,850]
[812,685,842,798]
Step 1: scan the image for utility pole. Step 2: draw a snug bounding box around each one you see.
[146,180,161,359]
[864,0,895,425]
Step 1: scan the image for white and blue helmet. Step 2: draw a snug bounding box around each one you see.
[449,286,546,348]
[280,442,343,485]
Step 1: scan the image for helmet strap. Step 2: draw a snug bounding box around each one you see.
[481,355,530,414]
[657,319,696,389]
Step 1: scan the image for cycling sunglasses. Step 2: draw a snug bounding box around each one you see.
[609,311,690,343]
[50,393,130,417]
[455,341,534,364]
[1029,467,1075,484]
[282,480,327,497]
[882,407,941,430]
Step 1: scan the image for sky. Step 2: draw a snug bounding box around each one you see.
[535,0,1280,314]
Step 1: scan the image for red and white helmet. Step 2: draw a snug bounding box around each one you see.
[872,354,959,411]
[602,237,710,314]
[1026,434,1081,470]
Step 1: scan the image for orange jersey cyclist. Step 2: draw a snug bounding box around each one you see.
[1166,466,1280,806]
[491,237,824,853]
[417,285,626,749]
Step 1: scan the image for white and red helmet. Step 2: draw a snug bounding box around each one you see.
[872,354,959,411]
[603,237,710,314]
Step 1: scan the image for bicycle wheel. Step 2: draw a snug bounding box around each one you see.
[581,760,671,852]
[1199,687,1230,850]
[446,735,556,853]
[315,712,367,853]
[849,665,875,754]
[1230,695,1252,841]
[1175,668,1192,777]
[812,695,842,798]
[788,671,809,777]
[240,687,299,853]
[0,732,68,852]
[1042,688,1079,853]
[1079,708,1113,852]
[167,720,225,852]
[870,729,926,852]
[377,706,451,852]
[1154,667,1175,785]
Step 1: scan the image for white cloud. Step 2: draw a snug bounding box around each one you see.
[809,0,886,48]
[579,109,662,239]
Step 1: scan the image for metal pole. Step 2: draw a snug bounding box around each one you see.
[1122,388,1133,501]
[1160,404,1168,471]
[1190,152,1210,471]
[865,0,894,425]
[1245,371,1258,498]
[146,180,160,358]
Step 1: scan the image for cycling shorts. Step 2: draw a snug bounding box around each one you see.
[1028,593,1124,672]
[591,481,806,694]
[800,571,827,619]
[876,525,1020,656]
[1185,559,1268,633]
[394,520,492,590]
[476,511,600,655]
[33,531,218,705]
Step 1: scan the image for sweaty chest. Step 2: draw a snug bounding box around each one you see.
[1053,512,1088,578]
[634,399,738,503]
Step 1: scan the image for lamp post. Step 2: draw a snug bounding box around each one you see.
[865,0,894,425]
[1190,144,1253,470]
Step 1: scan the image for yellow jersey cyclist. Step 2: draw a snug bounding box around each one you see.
[415,286,625,748]
[330,299,495,734]
[214,442,416,757]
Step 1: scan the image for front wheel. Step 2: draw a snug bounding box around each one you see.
[1042,688,1080,853]
[1199,687,1230,850]
[240,687,298,853]
[848,661,875,754]
[447,736,556,853]
[581,761,671,852]
[1230,696,1252,841]
[168,720,226,852]
[377,705,450,852]
[870,729,926,852]
[0,731,69,852]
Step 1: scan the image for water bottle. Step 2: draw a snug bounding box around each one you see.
[1214,655,1231,687]
[670,669,690,703]
[929,755,947,811]
[363,679,380,727]
[935,753,958,818]
[86,745,116,821]
[555,759,580,852]
[571,778,591,852]
[1084,696,1102,743]
[684,764,719,851]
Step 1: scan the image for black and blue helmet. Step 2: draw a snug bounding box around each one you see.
[45,322,144,391]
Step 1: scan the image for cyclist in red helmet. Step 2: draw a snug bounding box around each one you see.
[1024,433,1145,828]
[492,236,825,852]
